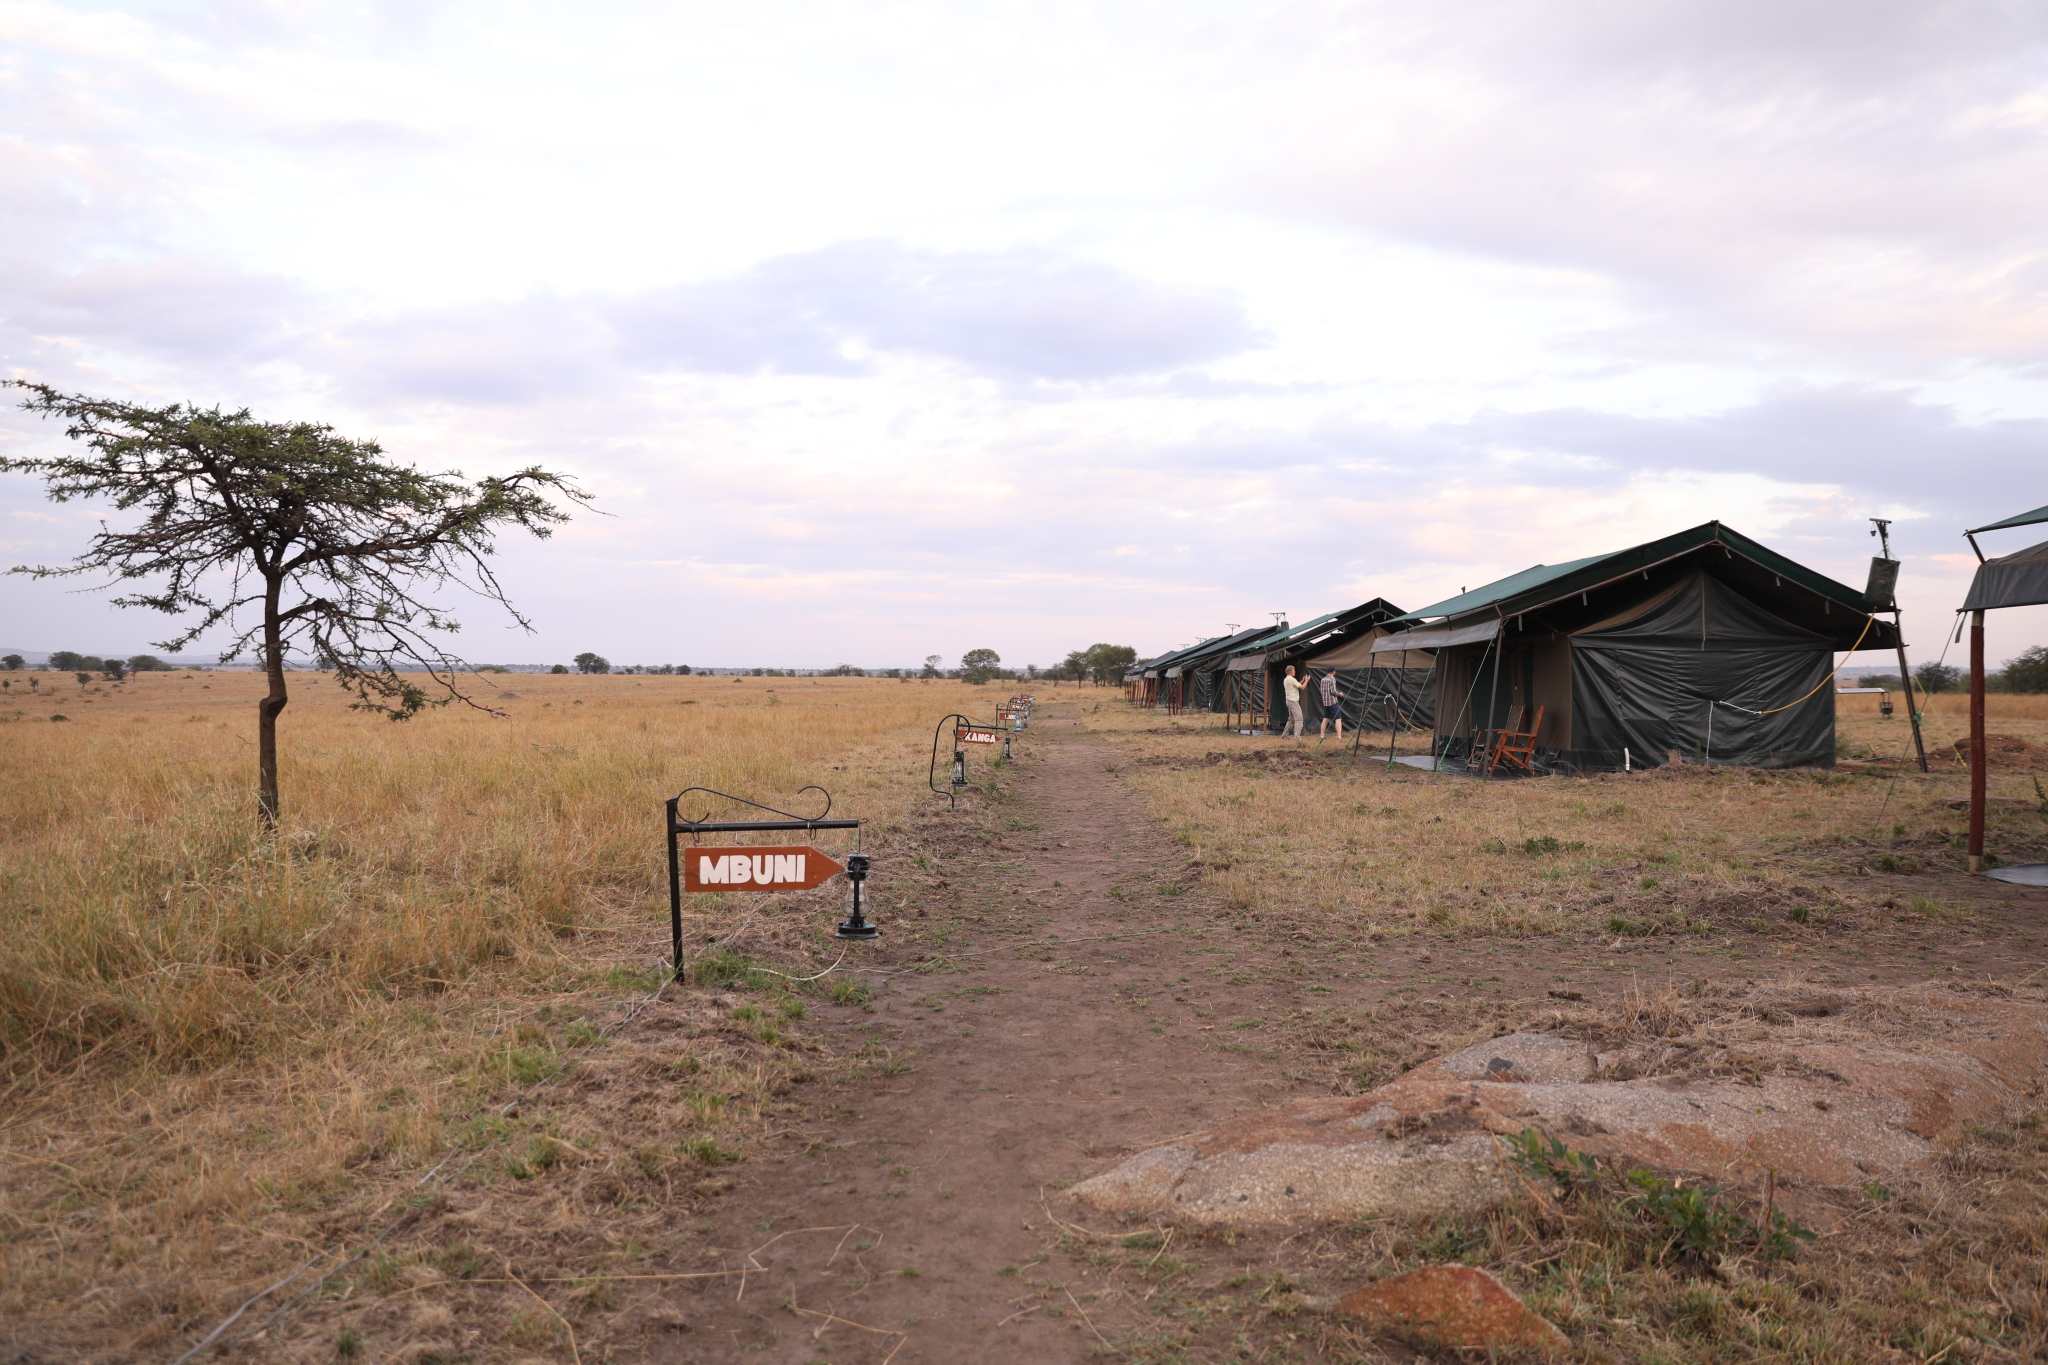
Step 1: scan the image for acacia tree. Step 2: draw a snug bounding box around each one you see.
[1083,642,1137,686]
[4,382,592,826]
[959,647,1001,685]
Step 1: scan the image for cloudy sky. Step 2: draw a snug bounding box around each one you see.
[4,0,2047,671]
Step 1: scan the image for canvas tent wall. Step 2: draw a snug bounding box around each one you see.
[1202,623,1300,729]
[1298,622,1437,732]
[1146,636,1228,712]
[1373,522,1899,773]
[1166,625,1280,715]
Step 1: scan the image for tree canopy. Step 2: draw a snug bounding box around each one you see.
[1082,642,1137,685]
[4,381,590,823]
[959,647,1002,685]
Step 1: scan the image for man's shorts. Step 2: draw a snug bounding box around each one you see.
[1323,703,1341,720]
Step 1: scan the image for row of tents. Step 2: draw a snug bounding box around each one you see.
[1123,520,1903,775]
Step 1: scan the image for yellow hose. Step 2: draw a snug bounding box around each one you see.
[1722,612,1876,716]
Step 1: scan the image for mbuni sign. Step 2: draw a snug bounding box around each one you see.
[682,845,846,892]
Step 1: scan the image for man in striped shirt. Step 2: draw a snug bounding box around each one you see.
[1315,669,1344,741]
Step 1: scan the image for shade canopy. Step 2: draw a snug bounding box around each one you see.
[1372,619,1499,652]
[1967,505,2048,535]
[1306,625,1437,669]
[1960,538,2048,613]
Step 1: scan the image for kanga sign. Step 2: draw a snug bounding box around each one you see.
[956,726,1002,745]
[683,845,845,892]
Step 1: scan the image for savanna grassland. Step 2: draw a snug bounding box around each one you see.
[7,671,2048,1365]
[1086,691,2048,951]
[0,669,1008,1359]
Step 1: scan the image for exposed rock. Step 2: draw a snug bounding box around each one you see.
[1070,986,2048,1226]
[1334,1265,1568,1358]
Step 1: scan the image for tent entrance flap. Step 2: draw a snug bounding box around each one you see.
[1373,619,1500,652]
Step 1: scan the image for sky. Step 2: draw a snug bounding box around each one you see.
[3,0,2047,671]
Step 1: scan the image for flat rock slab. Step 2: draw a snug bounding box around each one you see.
[1071,986,2048,1225]
[1335,1265,1568,1358]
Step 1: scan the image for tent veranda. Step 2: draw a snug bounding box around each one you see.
[1960,505,2048,878]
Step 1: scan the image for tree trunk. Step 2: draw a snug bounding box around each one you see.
[257,576,289,828]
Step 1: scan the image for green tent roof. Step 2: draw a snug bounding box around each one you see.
[1392,553,1611,624]
[1391,522,1877,625]
[1968,504,2048,535]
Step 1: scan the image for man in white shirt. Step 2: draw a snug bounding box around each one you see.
[1281,665,1306,739]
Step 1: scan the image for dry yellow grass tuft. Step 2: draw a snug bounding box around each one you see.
[0,669,1002,1350]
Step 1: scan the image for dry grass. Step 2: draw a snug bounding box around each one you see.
[1076,696,2048,946]
[0,670,1001,1357]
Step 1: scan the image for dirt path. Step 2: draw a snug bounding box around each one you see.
[661,707,1306,1362]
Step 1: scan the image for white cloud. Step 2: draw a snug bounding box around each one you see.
[3,0,2046,668]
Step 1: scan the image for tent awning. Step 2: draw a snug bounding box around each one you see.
[1961,537,2048,612]
[1372,619,1500,652]
[1303,625,1433,669]
[1968,505,2048,535]
[1164,666,1182,678]
[1225,654,1265,671]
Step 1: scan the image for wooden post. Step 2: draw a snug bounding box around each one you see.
[1969,610,1986,874]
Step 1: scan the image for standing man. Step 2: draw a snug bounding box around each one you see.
[1315,668,1344,742]
[1281,664,1306,739]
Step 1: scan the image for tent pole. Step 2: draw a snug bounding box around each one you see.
[1482,623,1505,775]
[1969,609,1986,875]
[1892,613,1929,773]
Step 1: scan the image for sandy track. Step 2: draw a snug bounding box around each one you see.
[664,707,1296,1362]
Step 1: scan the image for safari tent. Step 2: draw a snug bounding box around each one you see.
[1213,602,1415,733]
[1294,614,1438,733]
[1142,637,1229,712]
[1164,625,1279,714]
[1373,522,1899,773]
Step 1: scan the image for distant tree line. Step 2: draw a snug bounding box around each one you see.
[541,652,1069,683]
[15,651,181,681]
[1045,643,1137,686]
[1839,650,2048,697]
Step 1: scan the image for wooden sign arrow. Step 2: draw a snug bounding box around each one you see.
[682,845,846,893]
[956,726,1002,745]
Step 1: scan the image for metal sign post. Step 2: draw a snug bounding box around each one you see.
[665,785,870,982]
[929,713,1001,808]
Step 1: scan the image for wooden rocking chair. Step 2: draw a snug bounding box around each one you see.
[1486,705,1545,775]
